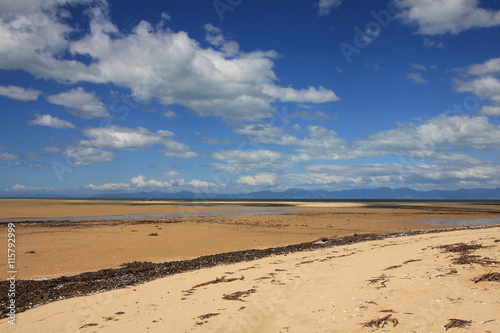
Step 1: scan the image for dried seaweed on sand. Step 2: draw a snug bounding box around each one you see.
[472,271,500,283]
[362,314,399,328]
[443,318,472,330]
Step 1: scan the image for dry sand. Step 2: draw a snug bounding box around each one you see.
[2,200,500,280]
[1,227,499,332]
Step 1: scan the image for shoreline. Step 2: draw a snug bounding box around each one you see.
[1,224,498,320]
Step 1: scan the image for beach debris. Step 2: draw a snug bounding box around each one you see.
[443,318,472,330]
[471,271,500,283]
[436,242,498,266]
[190,275,244,290]
[384,265,402,270]
[379,309,396,313]
[79,323,98,329]
[115,311,125,315]
[148,232,158,236]
[222,288,257,301]
[403,259,422,264]
[436,242,484,253]
[25,250,36,254]
[195,313,220,325]
[362,314,399,328]
[436,268,458,277]
[367,274,390,289]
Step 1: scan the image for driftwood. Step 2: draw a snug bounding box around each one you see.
[443,318,472,330]
[362,314,399,328]
[472,271,500,283]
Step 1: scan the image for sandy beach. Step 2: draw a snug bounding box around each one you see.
[1,226,499,332]
[1,199,499,332]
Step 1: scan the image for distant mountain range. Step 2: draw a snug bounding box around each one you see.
[90,187,500,200]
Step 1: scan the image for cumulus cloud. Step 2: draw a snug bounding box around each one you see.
[0,2,339,123]
[63,146,114,165]
[86,174,218,191]
[300,160,500,190]
[79,125,198,158]
[355,115,500,153]
[395,0,500,35]
[28,114,76,129]
[237,173,277,186]
[454,57,500,116]
[47,87,110,119]
[0,85,41,101]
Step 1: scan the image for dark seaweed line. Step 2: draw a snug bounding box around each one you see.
[0,225,498,319]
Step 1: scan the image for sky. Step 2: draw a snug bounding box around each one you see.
[1,0,500,197]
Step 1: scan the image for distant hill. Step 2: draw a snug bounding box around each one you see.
[92,187,500,200]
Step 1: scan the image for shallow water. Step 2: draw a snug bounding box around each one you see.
[0,206,296,223]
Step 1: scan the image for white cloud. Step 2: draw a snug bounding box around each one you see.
[317,0,343,16]
[423,37,444,48]
[47,87,110,119]
[1,3,339,123]
[455,57,500,115]
[212,149,284,171]
[410,63,428,71]
[407,72,428,85]
[2,161,45,169]
[356,115,500,153]
[86,182,130,191]
[262,85,339,103]
[163,110,176,118]
[213,149,282,163]
[79,125,198,158]
[82,125,172,150]
[0,85,41,101]
[160,11,171,20]
[466,57,500,76]
[5,184,62,192]
[108,175,218,190]
[28,114,76,129]
[0,0,94,14]
[0,152,19,160]
[237,173,277,186]
[395,0,500,35]
[63,146,114,165]
[300,160,500,190]
[0,3,100,82]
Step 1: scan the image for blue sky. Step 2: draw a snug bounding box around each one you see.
[1,0,500,196]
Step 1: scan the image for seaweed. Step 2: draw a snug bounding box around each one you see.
[443,319,472,330]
